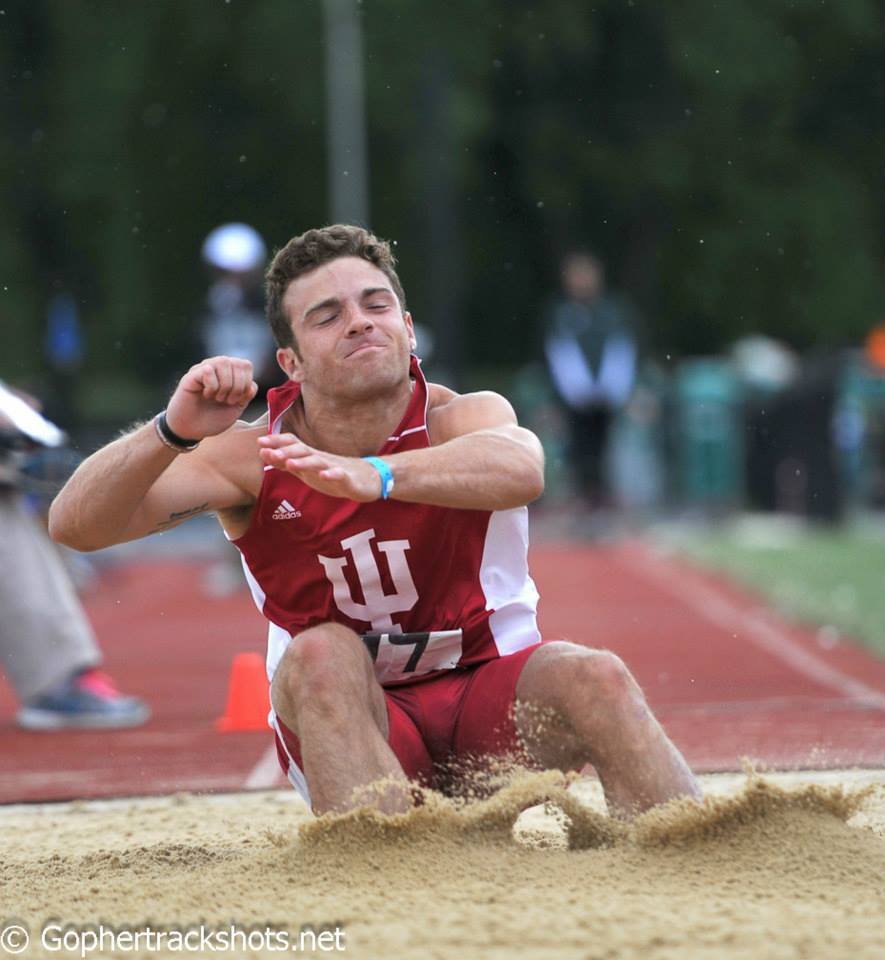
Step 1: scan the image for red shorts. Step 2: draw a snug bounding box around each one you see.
[274,643,544,803]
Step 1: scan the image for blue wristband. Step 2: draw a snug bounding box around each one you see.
[363,456,395,500]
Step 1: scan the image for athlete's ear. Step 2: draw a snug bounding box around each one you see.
[403,311,417,353]
[277,345,304,383]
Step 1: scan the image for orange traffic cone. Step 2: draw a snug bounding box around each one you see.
[215,652,270,732]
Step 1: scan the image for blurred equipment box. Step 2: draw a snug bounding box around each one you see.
[675,360,743,509]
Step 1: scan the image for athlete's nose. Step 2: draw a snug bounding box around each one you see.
[343,303,374,336]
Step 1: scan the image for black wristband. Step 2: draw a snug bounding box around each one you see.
[155,411,201,452]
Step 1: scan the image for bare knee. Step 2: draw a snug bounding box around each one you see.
[271,623,379,729]
[574,649,640,705]
[556,637,636,690]
[522,643,643,716]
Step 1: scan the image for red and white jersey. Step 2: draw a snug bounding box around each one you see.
[232,356,540,688]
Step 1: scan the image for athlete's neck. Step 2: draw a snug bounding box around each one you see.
[288,379,415,457]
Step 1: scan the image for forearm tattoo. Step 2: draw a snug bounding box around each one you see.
[155,502,210,529]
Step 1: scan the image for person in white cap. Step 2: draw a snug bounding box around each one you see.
[200,223,277,402]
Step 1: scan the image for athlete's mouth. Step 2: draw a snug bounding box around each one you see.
[346,341,385,358]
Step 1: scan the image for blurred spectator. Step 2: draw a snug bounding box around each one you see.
[730,335,799,393]
[200,223,278,402]
[542,251,640,509]
[198,223,275,595]
[0,383,149,729]
[736,348,844,522]
[43,288,86,431]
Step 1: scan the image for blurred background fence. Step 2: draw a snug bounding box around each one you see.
[1,0,884,522]
[2,4,883,384]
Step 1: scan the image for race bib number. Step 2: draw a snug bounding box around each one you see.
[361,630,463,684]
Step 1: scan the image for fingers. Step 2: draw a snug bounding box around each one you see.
[209,357,253,405]
[258,438,321,470]
[255,437,374,500]
[286,455,330,473]
[224,367,257,406]
[257,436,345,480]
[183,357,257,407]
[195,361,219,397]
[226,359,254,404]
[257,433,297,449]
[212,361,233,402]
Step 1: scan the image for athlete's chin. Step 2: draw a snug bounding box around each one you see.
[343,361,409,400]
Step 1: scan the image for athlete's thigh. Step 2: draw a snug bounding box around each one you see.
[452,644,548,761]
[275,692,435,788]
[271,622,388,734]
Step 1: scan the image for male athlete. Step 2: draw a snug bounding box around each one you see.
[50,224,700,816]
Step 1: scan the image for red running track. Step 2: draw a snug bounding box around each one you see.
[1,542,884,804]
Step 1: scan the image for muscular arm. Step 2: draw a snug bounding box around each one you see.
[48,423,251,550]
[386,391,544,509]
[257,390,545,511]
[49,357,258,551]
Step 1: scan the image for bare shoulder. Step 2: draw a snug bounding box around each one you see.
[426,383,518,445]
[427,382,459,409]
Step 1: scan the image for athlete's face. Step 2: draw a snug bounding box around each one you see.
[277,257,416,401]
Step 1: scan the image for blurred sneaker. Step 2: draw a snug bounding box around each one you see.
[16,668,150,731]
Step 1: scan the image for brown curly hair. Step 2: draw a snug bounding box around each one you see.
[265,224,407,350]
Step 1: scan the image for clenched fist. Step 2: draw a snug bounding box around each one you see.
[165,357,259,440]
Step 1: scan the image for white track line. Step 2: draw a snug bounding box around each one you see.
[655,695,878,714]
[627,543,885,712]
[244,742,285,789]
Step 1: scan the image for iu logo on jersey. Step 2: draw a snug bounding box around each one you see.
[318,528,418,632]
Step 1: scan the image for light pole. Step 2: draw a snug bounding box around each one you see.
[322,0,369,225]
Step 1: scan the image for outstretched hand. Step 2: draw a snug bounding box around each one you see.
[257,433,383,501]
[165,357,258,440]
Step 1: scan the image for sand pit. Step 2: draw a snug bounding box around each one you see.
[2,769,884,959]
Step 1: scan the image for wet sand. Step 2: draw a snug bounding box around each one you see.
[2,769,884,959]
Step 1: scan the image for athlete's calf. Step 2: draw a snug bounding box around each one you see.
[514,641,701,816]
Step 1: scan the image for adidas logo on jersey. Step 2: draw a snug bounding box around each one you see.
[272,499,302,521]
